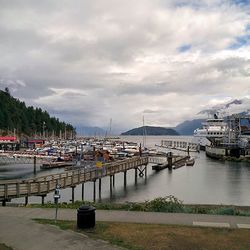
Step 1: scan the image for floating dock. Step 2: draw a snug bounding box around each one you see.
[151,154,190,171]
[41,161,74,169]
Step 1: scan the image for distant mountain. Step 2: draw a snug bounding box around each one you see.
[174,119,204,135]
[175,98,250,135]
[76,126,106,136]
[198,98,249,117]
[121,126,179,136]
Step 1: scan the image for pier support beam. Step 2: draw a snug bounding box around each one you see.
[25,196,28,206]
[99,178,102,200]
[93,180,96,203]
[81,183,84,201]
[138,165,147,177]
[41,195,46,205]
[135,168,138,185]
[124,171,127,187]
[112,175,115,187]
[33,156,37,174]
[110,175,113,195]
[167,153,173,170]
[71,186,75,204]
[2,200,6,207]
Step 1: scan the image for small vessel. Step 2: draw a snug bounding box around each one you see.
[186,158,195,166]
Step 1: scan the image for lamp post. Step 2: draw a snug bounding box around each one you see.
[54,183,61,223]
[42,121,46,139]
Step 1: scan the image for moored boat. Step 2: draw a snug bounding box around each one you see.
[186,158,195,166]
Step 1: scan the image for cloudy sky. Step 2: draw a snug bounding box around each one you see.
[0,0,250,133]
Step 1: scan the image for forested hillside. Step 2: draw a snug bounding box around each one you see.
[121,126,179,136]
[0,88,75,137]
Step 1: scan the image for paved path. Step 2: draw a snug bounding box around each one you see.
[0,207,122,250]
[1,207,250,228]
[1,207,250,250]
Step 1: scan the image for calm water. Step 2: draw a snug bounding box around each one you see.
[1,136,250,206]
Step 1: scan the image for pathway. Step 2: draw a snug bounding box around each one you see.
[1,207,250,250]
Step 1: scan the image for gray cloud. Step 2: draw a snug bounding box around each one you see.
[0,0,250,132]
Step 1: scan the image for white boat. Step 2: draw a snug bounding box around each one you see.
[186,158,195,166]
[193,115,228,150]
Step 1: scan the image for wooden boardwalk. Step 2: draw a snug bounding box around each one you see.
[0,156,148,203]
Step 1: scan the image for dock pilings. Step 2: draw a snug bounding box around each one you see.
[71,186,75,203]
[81,183,84,201]
[33,156,37,174]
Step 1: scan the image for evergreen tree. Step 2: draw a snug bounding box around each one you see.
[0,90,75,138]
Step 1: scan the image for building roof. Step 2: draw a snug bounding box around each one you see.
[0,136,17,141]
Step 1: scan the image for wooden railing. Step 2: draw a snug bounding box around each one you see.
[0,156,148,201]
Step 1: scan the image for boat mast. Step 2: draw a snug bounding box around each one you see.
[142,116,147,148]
[109,118,112,137]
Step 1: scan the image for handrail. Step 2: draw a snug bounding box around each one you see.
[0,156,148,201]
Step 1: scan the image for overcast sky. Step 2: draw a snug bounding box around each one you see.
[0,0,249,133]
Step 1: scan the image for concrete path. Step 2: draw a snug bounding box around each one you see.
[1,207,250,250]
[0,207,122,250]
[1,207,250,228]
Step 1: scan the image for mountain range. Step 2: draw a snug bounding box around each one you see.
[76,98,250,136]
[177,98,250,135]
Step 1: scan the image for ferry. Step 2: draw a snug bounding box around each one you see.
[193,115,227,150]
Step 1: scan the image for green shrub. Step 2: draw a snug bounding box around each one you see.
[193,206,210,214]
[214,207,237,215]
[146,196,184,213]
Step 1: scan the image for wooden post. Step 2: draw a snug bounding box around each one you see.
[2,200,6,206]
[135,168,138,185]
[41,195,45,205]
[93,180,96,203]
[71,186,75,203]
[81,183,84,201]
[110,175,113,195]
[112,174,115,187]
[145,165,147,178]
[99,178,102,198]
[167,152,173,170]
[25,196,28,206]
[33,156,36,174]
[124,171,127,187]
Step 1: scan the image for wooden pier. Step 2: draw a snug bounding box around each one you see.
[161,139,199,152]
[0,156,148,205]
[0,154,191,205]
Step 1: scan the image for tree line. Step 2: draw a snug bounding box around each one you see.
[0,88,75,138]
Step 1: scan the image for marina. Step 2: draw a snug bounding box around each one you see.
[0,151,190,205]
[0,113,250,207]
[0,135,249,206]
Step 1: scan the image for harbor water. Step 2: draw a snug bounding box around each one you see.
[1,136,250,206]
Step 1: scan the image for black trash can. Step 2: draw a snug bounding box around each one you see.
[77,205,96,228]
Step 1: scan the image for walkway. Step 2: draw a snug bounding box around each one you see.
[1,207,250,250]
[0,207,122,250]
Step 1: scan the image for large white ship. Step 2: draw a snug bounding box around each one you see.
[193,115,228,150]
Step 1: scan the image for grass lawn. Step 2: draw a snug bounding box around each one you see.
[35,219,250,250]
